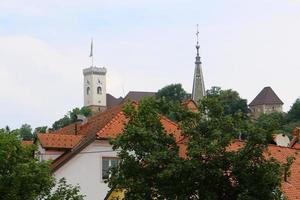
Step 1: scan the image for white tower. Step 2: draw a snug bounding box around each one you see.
[83,66,107,112]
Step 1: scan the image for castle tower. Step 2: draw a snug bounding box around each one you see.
[192,25,205,103]
[249,86,283,119]
[83,40,107,113]
[83,67,107,112]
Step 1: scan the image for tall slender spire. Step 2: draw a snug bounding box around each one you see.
[192,24,205,103]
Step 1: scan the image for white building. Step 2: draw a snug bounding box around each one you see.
[36,104,183,200]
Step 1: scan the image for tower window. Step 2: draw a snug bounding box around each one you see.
[97,86,102,94]
[87,87,90,95]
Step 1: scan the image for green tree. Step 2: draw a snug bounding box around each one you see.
[42,178,84,200]
[52,106,92,130]
[19,123,34,140]
[286,98,300,122]
[255,112,286,137]
[109,97,285,200]
[156,83,188,102]
[206,86,249,118]
[0,130,85,200]
[34,126,48,134]
[156,84,193,122]
[0,130,53,200]
[109,98,183,199]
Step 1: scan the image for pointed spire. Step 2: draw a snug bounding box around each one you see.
[195,24,201,64]
[192,24,205,103]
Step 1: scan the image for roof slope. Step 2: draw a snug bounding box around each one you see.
[50,104,124,170]
[37,134,83,149]
[96,111,186,156]
[249,86,283,106]
[123,91,156,102]
[106,93,123,108]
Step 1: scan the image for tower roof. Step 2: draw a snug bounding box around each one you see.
[249,86,283,106]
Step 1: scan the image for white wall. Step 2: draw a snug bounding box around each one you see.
[54,140,117,200]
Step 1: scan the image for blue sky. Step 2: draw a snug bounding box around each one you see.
[1,0,300,129]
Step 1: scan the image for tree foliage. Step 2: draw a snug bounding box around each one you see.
[52,106,92,130]
[109,96,286,200]
[19,123,34,140]
[286,98,300,122]
[0,130,85,200]
[206,86,249,118]
[156,83,188,102]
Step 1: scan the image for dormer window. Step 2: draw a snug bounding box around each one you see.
[97,86,102,94]
[87,87,90,95]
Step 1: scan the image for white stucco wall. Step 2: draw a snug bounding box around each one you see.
[54,140,117,200]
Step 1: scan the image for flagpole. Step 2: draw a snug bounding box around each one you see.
[90,38,94,67]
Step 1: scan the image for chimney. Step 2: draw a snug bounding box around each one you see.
[288,127,300,148]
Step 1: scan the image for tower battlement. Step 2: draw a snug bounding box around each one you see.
[83,66,107,76]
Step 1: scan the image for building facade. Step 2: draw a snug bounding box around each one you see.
[249,86,283,119]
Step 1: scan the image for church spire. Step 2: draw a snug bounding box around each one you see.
[192,24,205,103]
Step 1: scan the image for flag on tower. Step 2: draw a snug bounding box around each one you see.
[89,39,93,57]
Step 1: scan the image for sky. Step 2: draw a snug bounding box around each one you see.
[0,0,300,129]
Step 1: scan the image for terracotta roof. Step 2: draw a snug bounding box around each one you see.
[249,86,283,106]
[229,141,300,199]
[37,133,84,149]
[52,104,124,136]
[123,91,156,102]
[96,110,186,156]
[182,99,198,112]
[51,104,124,171]
[97,111,184,141]
[21,140,34,146]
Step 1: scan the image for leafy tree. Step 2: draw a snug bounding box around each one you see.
[34,126,48,134]
[0,130,53,200]
[109,97,285,199]
[0,130,85,200]
[42,178,85,200]
[156,83,188,102]
[52,106,92,130]
[19,123,34,140]
[255,112,286,137]
[156,84,193,123]
[206,86,249,118]
[109,98,183,199]
[286,98,300,122]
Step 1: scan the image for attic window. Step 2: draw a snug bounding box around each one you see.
[102,157,119,180]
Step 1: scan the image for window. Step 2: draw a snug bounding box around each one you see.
[102,157,119,180]
[87,87,90,95]
[97,86,102,94]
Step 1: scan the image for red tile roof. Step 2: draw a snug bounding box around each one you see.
[229,141,300,199]
[21,140,34,146]
[38,133,84,149]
